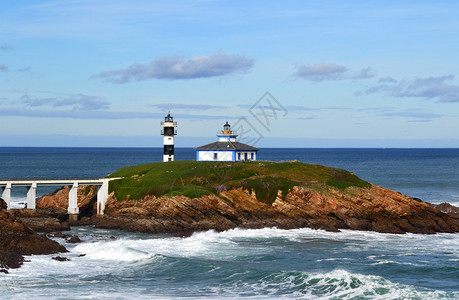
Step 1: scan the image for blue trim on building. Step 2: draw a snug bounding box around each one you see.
[196,148,259,161]
[200,149,235,151]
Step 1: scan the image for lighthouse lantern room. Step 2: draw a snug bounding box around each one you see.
[160,113,177,162]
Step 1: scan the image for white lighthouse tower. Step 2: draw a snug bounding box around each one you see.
[160,113,177,162]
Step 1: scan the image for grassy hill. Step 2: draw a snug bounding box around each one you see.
[108,160,371,204]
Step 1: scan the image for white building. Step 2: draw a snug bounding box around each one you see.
[195,122,259,161]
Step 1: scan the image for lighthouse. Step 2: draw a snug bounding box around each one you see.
[160,113,177,162]
[194,121,259,161]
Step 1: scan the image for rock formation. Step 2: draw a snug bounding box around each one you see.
[32,182,458,235]
[0,199,67,272]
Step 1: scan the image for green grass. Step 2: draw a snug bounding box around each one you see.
[326,168,372,189]
[82,185,92,195]
[241,176,297,205]
[107,160,372,202]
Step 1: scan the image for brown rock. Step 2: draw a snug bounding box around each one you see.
[0,199,67,270]
[36,185,98,219]
[52,256,70,262]
[67,235,82,243]
[429,203,459,220]
[53,231,68,238]
[26,182,459,236]
[11,209,70,232]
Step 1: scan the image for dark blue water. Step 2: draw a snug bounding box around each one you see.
[0,147,458,299]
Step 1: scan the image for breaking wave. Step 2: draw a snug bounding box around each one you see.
[2,227,458,299]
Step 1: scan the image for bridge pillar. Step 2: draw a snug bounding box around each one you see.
[27,182,37,209]
[97,180,109,215]
[68,182,79,220]
[1,183,11,209]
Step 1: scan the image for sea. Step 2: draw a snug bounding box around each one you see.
[0,147,458,299]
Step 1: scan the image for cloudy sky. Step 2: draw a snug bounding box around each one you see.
[1,0,458,147]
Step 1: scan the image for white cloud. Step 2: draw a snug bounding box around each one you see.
[360,75,459,103]
[20,93,110,110]
[0,45,13,51]
[293,63,374,81]
[378,77,398,83]
[93,53,255,83]
[379,111,443,120]
[293,63,347,81]
[0,108,235,120]
[150,103,227,110]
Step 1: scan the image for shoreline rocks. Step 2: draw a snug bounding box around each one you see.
[0,199,68,272]
[17,184,459,236]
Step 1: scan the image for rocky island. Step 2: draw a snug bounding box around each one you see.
[16,160,459,235]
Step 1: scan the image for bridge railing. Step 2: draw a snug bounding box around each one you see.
[0,177,106,181]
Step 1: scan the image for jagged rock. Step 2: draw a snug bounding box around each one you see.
[11,184,97,232]
[53,231,68,238]
[52,256,70,262]
[66,235,82,243]
[0,199,67,270]
[0,251,24,269]
[429,203,459,220]
[10,209,70,233]
[37,186,97,219]
[87,185,458,235]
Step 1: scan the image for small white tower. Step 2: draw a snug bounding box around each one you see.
[160,113,177,162]
[217,121,238,142]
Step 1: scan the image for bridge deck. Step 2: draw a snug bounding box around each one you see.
[0,178,121,214]
[0,178,121,187]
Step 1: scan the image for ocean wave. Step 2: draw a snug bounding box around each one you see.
[69,227,458,264]
[5,262,456,299]
[203,269,457,299]
[3,226,458,300]
[72,239,154,262]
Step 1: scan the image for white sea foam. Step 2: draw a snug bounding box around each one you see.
[8,196,27,209]
[72,232,239,263]
[187,226,459,249]
[5,261,455,299]
[204,269,457,299]
[54,224,456,290]
[447,200,459,207]
[73,239,152,261]
[2,227,458,299]
[300,269,456,299]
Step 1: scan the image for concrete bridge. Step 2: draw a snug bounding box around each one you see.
[0,178,119,218]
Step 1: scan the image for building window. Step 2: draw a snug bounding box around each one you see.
[214,153,218,160]
[251,153,254,160]
[238,153,241,160]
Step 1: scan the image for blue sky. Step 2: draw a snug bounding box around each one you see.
[1,0,458,147]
